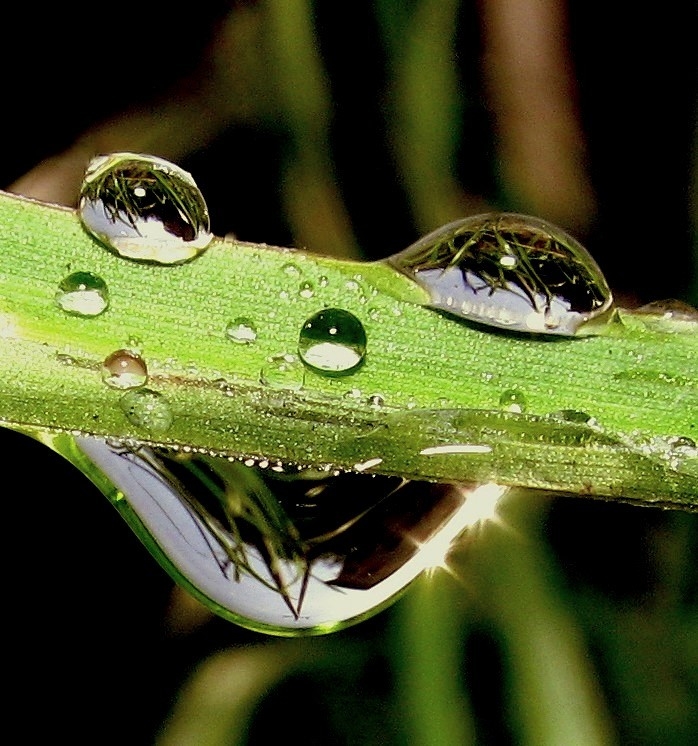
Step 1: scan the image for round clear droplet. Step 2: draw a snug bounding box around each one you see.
[499,388,527,413]
[119,388,173,435]
[55,271,109,317]
[226,317,258,345]
[386,212,615,336]
[78,152,212,265]
[298,308,367,376]
[102,349,148,389]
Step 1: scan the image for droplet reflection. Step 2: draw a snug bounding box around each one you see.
[79,152,212,264]
[386,212,615,336]
[73,439,506,634]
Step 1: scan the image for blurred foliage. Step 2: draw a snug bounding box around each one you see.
[1,1,696,744]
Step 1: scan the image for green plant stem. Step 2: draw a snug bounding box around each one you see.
[0,190,696,506]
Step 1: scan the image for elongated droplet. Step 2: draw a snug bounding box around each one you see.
[298,308,367,375]
[386,213,615,336]
[102,349,148,389]
[55,271,109,317]
[79,152,212,264]
[70,438,499,635]
[119,388,173,435]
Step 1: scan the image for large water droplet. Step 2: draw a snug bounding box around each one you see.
[119,388,173,435]
[102,349,148,389]
[386,213,615,336]
[72,439,500,634]
[55,271,109,317]
[78,152,212,265]
[298,308,367,376]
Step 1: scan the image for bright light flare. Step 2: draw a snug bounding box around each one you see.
[415,483,509,574]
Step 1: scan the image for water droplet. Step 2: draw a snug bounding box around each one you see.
[298,308,367,376]
[282,262,302,277]
[260,353,304,390]
[78,152,212,265]
[499,389,527,413]
[119,388,173,435]
[71,439,491,634]
[549,410,600,428]
[102,349,148,389]
[226,317,258,345]
[55,271,109,317]
[299,281,315,299]
[386,212,615,336]
[636,299,698,321]
[318,275,329,288]
[367,394,385,407]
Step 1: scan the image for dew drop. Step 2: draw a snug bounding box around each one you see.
[282,262,302,277]
[71,439,489,634]
[119,388,173,435]
[299,281,315,299]
[78,152,212,265]
[636,299,698,321]
[226,317,258,345]
[386,212,615,336]
[549,409,599,428]
[367,394,385,407]
[260,353,305,390]
[298,308,367,376]
[101,349,148,389]
[499,388,527,413]
[55,271,109,317]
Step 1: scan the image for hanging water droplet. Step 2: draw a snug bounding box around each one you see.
[55,271,110,317]
[70,438,494,634]
[101,349,148,389]
[298,308,367,376]
[119,388,173,435]
[499,388,527,413]
[385,212,615,336]
[226,317,258,345]
[78,152,212,265]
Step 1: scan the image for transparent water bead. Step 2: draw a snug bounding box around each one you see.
[102,349,148,389]
[226,317,258,345]
[72,438,499,634]
[386,212,615,336]
[298,308,367,376]
[119,388,173,435]
[78,152,212,264]
[55,271,109,317]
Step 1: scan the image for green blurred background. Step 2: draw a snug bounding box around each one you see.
[1,1,696,744]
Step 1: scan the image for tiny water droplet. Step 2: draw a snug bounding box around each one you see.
[102,349,148,389]
[226,317,258,345]
[367,394,385,407]
[499,389,527,413]
[55,271,109,317]
[636,299,698,321]
[119,388,173,435]
[318,275,329,288]
[386,212,615,336]
[299,281,315,299]
[549,409,599,427]
[260,353,304,390]
[282,262,302,277]
[298,308,367,376]
[78,152,212,265]
[367,307,381,321]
